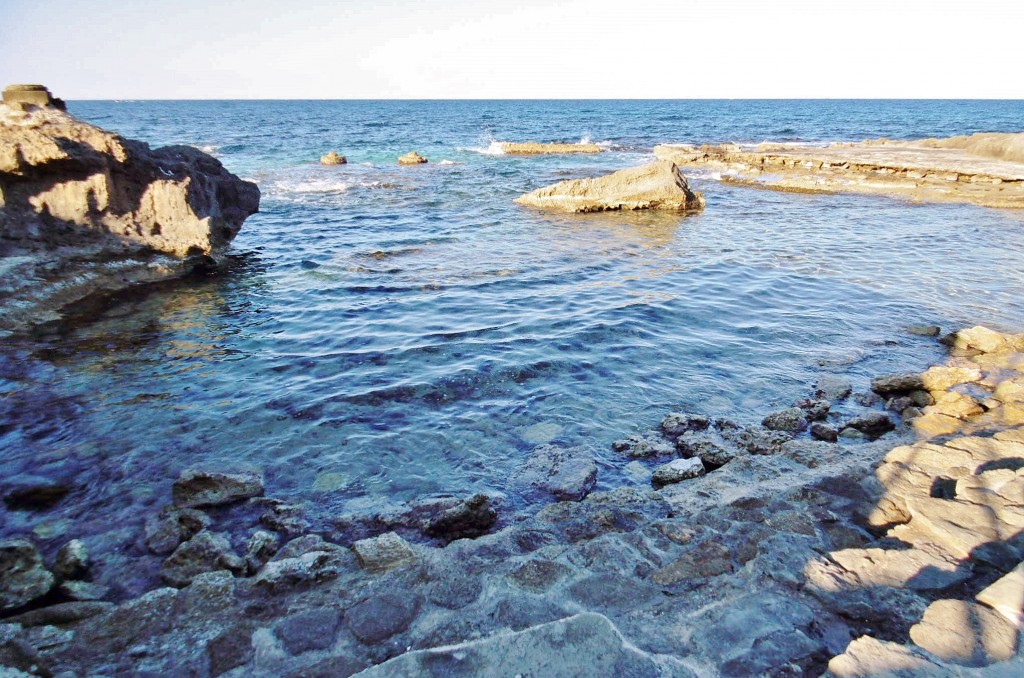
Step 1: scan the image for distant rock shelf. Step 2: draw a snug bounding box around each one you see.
[499,141,603,155]
[654,132,1024,209]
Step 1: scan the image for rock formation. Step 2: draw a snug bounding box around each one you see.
[654,135,1024,209]
[1,84,65,112]
[397,151,428,165]
[514,160,705,213]
[319,151,346,165]
[499,141,603,155]
[0,85,260,332]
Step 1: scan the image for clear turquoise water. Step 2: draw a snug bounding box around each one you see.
[3,100,1024,541]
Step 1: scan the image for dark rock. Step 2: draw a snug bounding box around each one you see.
[172,469,264,508]
[611,434,674,458]
[283,655,366,678]
[424,494,497,541]
[258,499,309,536]
[2,476,71,511]
[909,390,935,407]
[907,324,941,337]
[243,530,279,573]
[346,591,421,644]
[795,398,831,421]
[53,539,89,580]
[871,373,925,396]
[509,559,571,592]
[853,391,883,407]
[159,531,244,588]
[207,625,254,677]
[275,607,342,655]
[255,538,349,593]
[762,407,808,433]
[661,413,711,436]
[844,412,896,438]
[814,376,853,401]
[886,396,914,412]
[73,587,179,654]
[4,601,114,627]
[0,539,54,611]
[144,507,211,555]
[59,580,109,602]
[810,422,839,443]
[722,425,791,455]
[510,444,598,501]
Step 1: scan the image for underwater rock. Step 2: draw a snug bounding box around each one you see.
[514,161,705,213]
[424,494,497,541]
[144,507,212,555]
[172,469,264,508]
[511,445,598,501]
[1,476,71,511]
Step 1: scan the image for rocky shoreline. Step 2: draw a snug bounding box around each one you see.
[3,325,1024,676]
[654,133,1024,209]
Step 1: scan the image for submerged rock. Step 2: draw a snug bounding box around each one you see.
[398,151,428,165]
[144,507,211,555]
[0,86,260,332]
[1,476,71,511]
[172,469,264,508]
[0,539,54,611]
[514,160,705,213]
[424,494,497,541]
[511,445,598,501]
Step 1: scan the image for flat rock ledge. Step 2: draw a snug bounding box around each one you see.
[0,85,260,334]
[5,326,1024,677]
[654,132,1024,209]
[515,160,705,213]
[499,141,603,155]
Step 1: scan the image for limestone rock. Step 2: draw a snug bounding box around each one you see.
[810,422,839,442]
[144,507,211,555]
[352,613,686,677]
[510,445,598,501]
[814,375,853,401]
[319,151,346,165]
[346,591,421,644]
[398,151,428,165]
[872,373,925,396]
[275,607,341,655]
[159,531,244,587]
[651,457,706,487]
[0,539,54,611]
[352,532,415,573]
[0,94,260,332]
[254,540,348,593]
[172,470,264,508]
[498,141,603,155]
[941,326,1016,354]
[59,580,109,602]
[909,599,1017,666]
[4,601,114,628]
[661,413,711,436]
[920,365,982,391]
[762,407,808,433]
[243,530,279,573]
[424,494,497,541]
[611,433,675,458]
[53,539,89,580]
[828,636,948,677]
[514,161,705,213]
[976,561,1024,626]
[2,84,65,111]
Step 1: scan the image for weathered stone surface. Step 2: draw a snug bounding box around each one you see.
[810,422,839,442]
[843,412,895,437]
[651,541,733,585]
[826,547,971,591]
[515,161,705,213]
[243,530,279,572]
[762,407,808,433]
[2,84,65,111]
[509,559,571,592]
[4,601,114,627]
[612,433,675,458]
[0,539,54,611]
[398,151,428,165]
[498,141,604,155]
[920,365,982,391]
[909,599,1017,666]
[346,591,421,644]
[510,445,597,501]
[254,540,348,592]
[976,561,1024,626]
[814,375,853,401]
[320,151,346,165]
[352,532,416,574]
[943,325,1016,354]
[275,607,342,655]
[424,494,497,541]
[59,580,109,602]
[828,636,948,677]
[144,506,211,555]
[0,94,260,332]
[207,625,254,677]
[872,373,925,396]
[53,539,88,580]
[651,457,705,487]
[172,469,264,508]
[661,413,711,436]
[159,531,244,587]
[353,613,688,677]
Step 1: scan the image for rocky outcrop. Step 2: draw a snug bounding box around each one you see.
[397,151,428,165]
[2,84,65,112]
[0,86,259,332]
[319,151,346,165]
[499,141,603,155]
[515,160,705,213]
[654,137,1024,209]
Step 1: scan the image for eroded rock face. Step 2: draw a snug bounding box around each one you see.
[498,141,603,155]
[0,539,54,611]
[514,161,705,213]
[0,89,259,331]
[397,151,428,165]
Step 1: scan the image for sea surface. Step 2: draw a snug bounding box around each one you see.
[4,99,1024,548]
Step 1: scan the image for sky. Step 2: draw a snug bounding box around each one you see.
[1,0,1021,99]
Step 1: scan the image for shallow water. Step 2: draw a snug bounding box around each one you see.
[3,99,1024,545]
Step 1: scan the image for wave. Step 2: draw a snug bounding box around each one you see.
[459,140,506,155]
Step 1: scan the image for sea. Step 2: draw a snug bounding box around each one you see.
[4,99,1024,551]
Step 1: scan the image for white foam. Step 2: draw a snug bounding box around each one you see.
[459,140,506,155]
[438,159,459,165]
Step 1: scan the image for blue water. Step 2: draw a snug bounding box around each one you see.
[4,100,1024,544]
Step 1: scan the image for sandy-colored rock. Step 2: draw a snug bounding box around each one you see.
[319,151,346,165]
[352,532,415,574]
[828,636,948,677]
[2,84,65,111]
[976,561,1024,627]
[498,141,603,155]
[920,365,982,391]
[515,161,704,214]
[0,89,259,332]
[909,599,1017,666]
[654,137,1024,209]
[398,151,428,165]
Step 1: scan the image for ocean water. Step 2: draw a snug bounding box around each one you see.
[4,99,1024,546]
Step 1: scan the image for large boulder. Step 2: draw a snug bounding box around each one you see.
[514,161,705,213]
[0,86,259,331]
[0,539,54,611]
